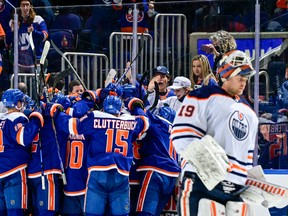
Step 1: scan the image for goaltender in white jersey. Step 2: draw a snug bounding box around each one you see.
[171,50,259,216]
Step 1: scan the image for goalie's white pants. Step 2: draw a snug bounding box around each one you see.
[178,172,250,216]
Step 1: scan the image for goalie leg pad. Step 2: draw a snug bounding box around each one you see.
[197,198,225,216]
[226,201,254,216]
[180,135,230,191]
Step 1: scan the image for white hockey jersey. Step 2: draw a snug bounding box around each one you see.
[171,85,258,186]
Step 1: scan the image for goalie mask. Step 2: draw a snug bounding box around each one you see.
[209,30,237,54]
[217,50,255,82]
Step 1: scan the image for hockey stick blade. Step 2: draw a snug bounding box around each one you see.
[105,69,117,87]
[51,40,87,90]
[40,41,50,65]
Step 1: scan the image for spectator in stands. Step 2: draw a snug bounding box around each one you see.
[201,30,237,75]
[150,76,192,113]
[0,23,4,75]
[32,0,55,28]
[0,22,10,92]
[120,0,156,34]
[190,54,218,89]
[0,23,4,48]
[146,65,175,101]
[90,0,122,52]
[10,0,49,73]
[0,0,17,48]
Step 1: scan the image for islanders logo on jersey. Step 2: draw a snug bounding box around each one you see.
[229,111,249,141]
[126,8,144,23]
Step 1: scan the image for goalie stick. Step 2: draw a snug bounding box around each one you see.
[245,177,288,198]
[50,40,87,91]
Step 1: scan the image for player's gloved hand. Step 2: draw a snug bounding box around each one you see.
[126,97,144,111]
[51,93,71,110]
[29,109,44,127]
[121,84,137,101]
[45,102,64,118]
[101,83,123,99]
[23,108,33,118]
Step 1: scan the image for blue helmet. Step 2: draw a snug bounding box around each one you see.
[51,93,71,110]
[121,84,137,100]
[103,95,122,115]
[2,89,25,108]
[158,106,176,123]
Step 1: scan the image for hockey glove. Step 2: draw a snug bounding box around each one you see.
[126,97,144,111]
[45,102,64,118]
[29,111,44,128]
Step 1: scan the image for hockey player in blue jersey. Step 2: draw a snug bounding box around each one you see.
[26,93,72,216]
[45,94,149,216]
[128,102,180,216]
[0,88,44,215]
[57,92,94,216]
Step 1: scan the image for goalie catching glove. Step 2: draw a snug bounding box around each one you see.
[180,135,231,191]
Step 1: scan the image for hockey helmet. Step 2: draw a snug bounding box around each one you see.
[121,84,137,100]
[103,95,122,115]
[51,93,71,110]
[217,50,255,82]
[2,89,25,108]
[158,106,176,123]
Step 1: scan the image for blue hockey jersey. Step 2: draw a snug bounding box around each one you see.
[133,109,180,177]
[27,117,65,178]
[0,111,43,178]
[63,133,90,196]
[54,110,149,176]
[15,15,48,69]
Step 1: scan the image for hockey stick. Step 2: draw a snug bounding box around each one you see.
[29,33,39,103]
[50,40,87,91]
[39,42,68,186]
[52,67,74,91]
[29,33,47,190]
[115,33,145,86]
[149,81,159,111]
[105,69,117,88]
[39,41,51,103]
[138,69,150,100]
